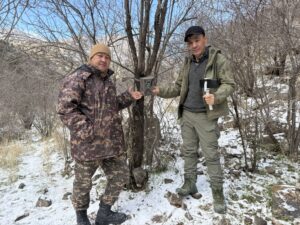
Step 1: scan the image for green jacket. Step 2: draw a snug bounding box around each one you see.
[158,46,235,120]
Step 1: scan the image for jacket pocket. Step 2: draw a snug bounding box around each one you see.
[72,121,94,143]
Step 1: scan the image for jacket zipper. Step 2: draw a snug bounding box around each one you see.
[98,80,105,122]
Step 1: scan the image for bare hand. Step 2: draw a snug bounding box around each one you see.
[151,86,160,95]
[203,93,215,105]
[129,87,143,100]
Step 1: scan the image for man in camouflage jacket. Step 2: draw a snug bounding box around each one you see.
[57,43,142,225]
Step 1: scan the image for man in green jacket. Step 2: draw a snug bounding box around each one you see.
[152,26,235,214]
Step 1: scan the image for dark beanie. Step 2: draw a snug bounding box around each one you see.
[184,26,205,42]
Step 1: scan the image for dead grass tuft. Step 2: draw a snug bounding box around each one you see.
[0,141,23,169]
[52,127,70,159]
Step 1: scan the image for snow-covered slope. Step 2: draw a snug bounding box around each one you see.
[0,126,299,225]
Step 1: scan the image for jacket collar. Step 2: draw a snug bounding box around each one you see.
[76,64,114,80]
[191,46,209,63]
[185,46,221,68]
[206,46,221,70]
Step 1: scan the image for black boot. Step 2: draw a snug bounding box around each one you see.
[95,202,127,225]
[76,210,91,225]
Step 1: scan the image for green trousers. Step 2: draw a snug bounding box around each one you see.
[180,110,223,185]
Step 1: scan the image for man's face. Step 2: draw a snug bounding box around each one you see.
[90,53,111,72]
[187,34,207,58]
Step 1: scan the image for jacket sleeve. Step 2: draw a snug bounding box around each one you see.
[157,65,184,98]
[117,90,133,110]
[214,54,236,105]
[56,73,91,133]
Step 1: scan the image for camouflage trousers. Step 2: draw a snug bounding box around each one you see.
[181,110,223,186]
[72,154,129,211]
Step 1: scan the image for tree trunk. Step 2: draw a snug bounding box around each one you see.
[131,97,145,168]
[231,94,249,171]
[287,75,297,157]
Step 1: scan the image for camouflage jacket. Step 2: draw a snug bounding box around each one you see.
[57,64,133,161]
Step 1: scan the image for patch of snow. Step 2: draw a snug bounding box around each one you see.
[0,124,298,225]
[281,201,296,212]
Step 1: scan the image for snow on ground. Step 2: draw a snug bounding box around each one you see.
[0,124,299,225]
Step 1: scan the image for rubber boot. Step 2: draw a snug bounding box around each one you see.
[95,202,127,225]
[76,210,91,225]
[176,175,198,196]
[211,185,226,214]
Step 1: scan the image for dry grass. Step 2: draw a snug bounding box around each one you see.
[52,127,70,159]
[0,141,23,169]
[42,144,53,175]
[43,126,72,177]
[0,141,24,184]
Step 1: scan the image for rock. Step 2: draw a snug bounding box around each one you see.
[254,216,267,225]
[296,182,300,192]
[244,216,253,225]
[265,166,276,175]
[236,186,242,191]
[274,171,283,178]
[164,178,174,184]
[230,169,241,178]
[229,192,239,201]
[185,212,193,220]
[294,218,300,225]
[247,173,255,179]
[197,170,204,175]
[198,151,204,158]
[92,174,101,181]
[191,192,202,199]
[170,143,177,149]
[164,191,183,208]
[132,167,148,188]
[253,193,264,203]
[271,218,287,225]
[37,187,48,194]
[62,192,72,200]
[263,121,287,135]
[18,183,25,189]
[36,197,52,207]
[199,203,212,211]
[151,214,165,223]
[15,213,29,222]
[234,164,241,170]
[213,215,231,225]
[227,158,241,170]
[260,136,275,147]
[222,120,236,130]
[89,211,97,221]
[226,152,242,158]
[218,217,232,225]
[271,185,300,221]
[181,203,187,210]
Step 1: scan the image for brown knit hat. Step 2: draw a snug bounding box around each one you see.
[89,43,111,62]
